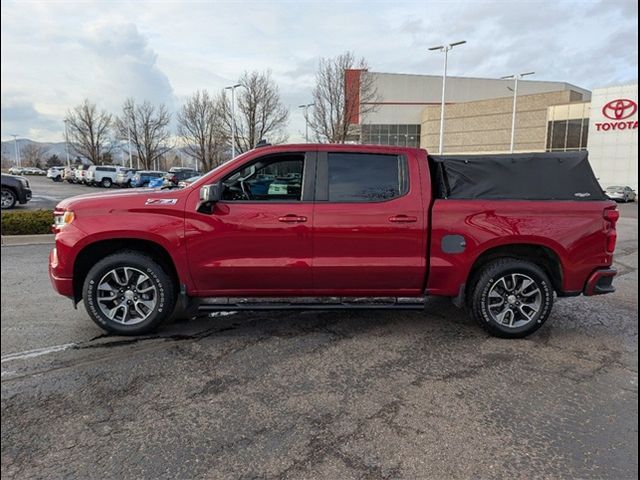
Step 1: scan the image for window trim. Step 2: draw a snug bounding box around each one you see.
[217,151,316,204]
[315,151,410,203]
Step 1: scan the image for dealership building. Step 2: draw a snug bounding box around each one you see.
[346,70,638,190]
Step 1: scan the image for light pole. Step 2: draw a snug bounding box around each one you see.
[429,40,466,154]
[298,103,314,142]
[63,120,71,166]
[11,134,20,167]
[501,71,535,153]
[124,105,135,169]
[225,83,242,158]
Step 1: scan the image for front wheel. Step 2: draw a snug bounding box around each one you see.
[83,251,177,335]
[470,258,554,338]
[1,188,17,209]
[101,178,113,188]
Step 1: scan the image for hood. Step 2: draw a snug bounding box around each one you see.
[55,187,183,210]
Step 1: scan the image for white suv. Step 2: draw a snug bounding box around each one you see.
[47,166,65,182]
[85,165,123,188]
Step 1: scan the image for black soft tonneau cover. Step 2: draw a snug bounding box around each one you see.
[431,151,607,201]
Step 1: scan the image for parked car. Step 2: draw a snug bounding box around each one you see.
[1,173,32,209]
[115,168,139,187]
[85,165,123,188]
[50,146,619,338]
[606,185,636,203]
[164,167,200,185]
[178,175,203,188]
[73,164,90,184]
[130,170,166,188]
[23,167,46,175]
[47,166,65,182]
[63,166,76,183]
[8,167,25,175]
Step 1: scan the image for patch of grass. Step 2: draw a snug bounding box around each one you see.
[1,209,54,235]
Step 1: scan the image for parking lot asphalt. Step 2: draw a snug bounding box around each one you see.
[11,175,128,211]
[1,205,638,478]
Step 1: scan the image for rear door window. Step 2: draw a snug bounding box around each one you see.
[325,153,407,202]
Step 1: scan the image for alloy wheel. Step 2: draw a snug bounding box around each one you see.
[487,273,542,328]
[96,267,158,325]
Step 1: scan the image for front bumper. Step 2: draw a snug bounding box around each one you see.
[19,188,32,204]
[49,247,74,297]
[583,268,617,296]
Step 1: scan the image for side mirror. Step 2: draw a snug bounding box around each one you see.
[197,182,223,213]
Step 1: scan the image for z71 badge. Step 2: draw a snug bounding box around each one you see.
[145,198,178,205]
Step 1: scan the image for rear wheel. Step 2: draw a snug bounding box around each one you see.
[1,188,17,209]
[470,258,554,338]
[83,252,176,335]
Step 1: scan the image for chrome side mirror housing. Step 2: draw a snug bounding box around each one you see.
[197,182,223,214]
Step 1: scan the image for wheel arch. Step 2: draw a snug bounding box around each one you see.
[72,238,181,304]
[465,243,565,301]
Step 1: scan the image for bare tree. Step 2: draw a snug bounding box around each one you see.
[221,71,289,154]
[177,90,228,172]
[115,98,173,170]
[64,99,112,164]
[309,52,379,143]
[21,143,45,167]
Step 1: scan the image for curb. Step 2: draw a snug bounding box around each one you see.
[1,234,55,246]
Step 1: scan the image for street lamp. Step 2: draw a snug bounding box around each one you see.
[11,134,20,167]
[63,120,71,166]
[429,40,466,154]
[298,103,315,142]
[501,71,535,153]
[225,83,243,158]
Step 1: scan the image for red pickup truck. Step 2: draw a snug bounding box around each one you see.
[49,144,619,338]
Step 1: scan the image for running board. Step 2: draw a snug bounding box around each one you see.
[198,297,427,312]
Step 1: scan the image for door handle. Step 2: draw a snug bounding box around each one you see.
[388,215,418,223]
[278,214,307,223]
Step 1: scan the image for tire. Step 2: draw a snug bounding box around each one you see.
[83,251,177,335]
[1,188,17,209]
[101,177,113,188]
[470,258,554,339]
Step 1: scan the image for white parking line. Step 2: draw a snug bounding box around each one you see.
[1,343,76,364]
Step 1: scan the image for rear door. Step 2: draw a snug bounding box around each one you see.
[312,150,427,295]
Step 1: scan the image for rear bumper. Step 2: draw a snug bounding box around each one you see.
[583,268,617,296]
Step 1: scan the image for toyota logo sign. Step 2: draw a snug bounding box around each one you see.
[595,98,638,132]
[602,98,637,120]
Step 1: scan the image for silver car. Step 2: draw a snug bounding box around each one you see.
[606,186,637,203]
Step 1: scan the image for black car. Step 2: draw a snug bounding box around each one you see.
[1,173,32,209]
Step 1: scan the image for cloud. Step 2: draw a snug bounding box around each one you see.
[80,20,174,110]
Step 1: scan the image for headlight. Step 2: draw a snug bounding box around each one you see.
[53,211,75,229]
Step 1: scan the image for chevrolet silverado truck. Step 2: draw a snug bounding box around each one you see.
[49,145,619,338]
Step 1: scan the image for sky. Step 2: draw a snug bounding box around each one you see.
[1,0,638,143]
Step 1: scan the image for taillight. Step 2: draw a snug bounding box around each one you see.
[604,208,620,225]
[604,207,619,254]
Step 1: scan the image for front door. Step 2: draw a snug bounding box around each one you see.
[312,150,426,295]
[186,152,315,295]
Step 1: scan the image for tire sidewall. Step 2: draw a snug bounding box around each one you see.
[83,253,174,335]
[102,178,112,188]
[475,261,553,338]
